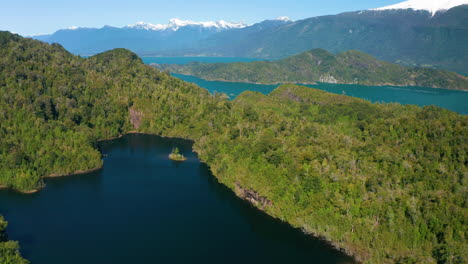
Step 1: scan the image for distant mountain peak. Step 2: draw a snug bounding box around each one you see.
[275,16,292,22]
[67,26,79,30]
[126,19,247,31]
[126,21,167,31]
[372,0,468,15]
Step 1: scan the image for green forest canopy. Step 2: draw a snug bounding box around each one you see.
[0,31,466,264]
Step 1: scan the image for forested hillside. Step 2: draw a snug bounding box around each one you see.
[0,31,221,191]
[0,32,466,263]
[197,85,467,264]
[157,49,468,90]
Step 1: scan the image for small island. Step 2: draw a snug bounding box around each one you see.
[169,147,186,161]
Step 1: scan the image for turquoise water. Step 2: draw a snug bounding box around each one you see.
[173,73,278,98]
[143,57,467,114]
[0,134,354,264]
[170,74,468,115]
[142,57,265,65]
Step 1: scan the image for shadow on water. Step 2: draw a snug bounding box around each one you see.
[0,134,355,264]
[200,163,354,263]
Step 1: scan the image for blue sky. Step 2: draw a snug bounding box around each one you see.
[2,0,403,36]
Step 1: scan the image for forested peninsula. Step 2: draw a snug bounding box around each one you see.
[0,32,467,263]
[156,49,468,90]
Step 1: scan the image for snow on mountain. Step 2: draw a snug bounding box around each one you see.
[275,16,292,22]
[126,19,247,31]
[373,0,468,15]
[126,21,168,31]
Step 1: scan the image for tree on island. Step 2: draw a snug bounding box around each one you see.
[169,147,186,161]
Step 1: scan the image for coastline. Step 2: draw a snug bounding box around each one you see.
[0,185,39,194]
[173,73,468,91]
[0,166,104,195]
[45,166,103,178]
[193,144,359,263]
[0,132,358,262]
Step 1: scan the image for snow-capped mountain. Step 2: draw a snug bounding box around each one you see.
[275,16,292,22]
[373,0,468,15]
[30,3,467,74]
[191,3,467,74]
[32,17,290,56]
[126,19,247,31]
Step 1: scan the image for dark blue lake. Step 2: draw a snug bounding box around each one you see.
[0,134,354,264]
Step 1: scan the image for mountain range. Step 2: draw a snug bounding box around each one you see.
[31,1,468,74]
[190,2,468,74]
[33,18,294,56]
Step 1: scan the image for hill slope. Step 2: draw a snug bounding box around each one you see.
[157,48,468,90]
[0,32,466,263]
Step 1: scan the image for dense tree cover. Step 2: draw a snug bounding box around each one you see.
[194,85,467,263]
[0,32,466,263]
[0,32,217,191]
[0,217,28,264]
[157,48,468,90]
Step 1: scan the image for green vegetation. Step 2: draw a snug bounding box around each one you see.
[157,49,468,90]
[0,217,29,264]
[0,31,466,263]
[169,147,186,161]
[198,85,467,263]
[0,31,209,191]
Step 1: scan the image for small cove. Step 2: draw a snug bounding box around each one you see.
[0,134,354,264]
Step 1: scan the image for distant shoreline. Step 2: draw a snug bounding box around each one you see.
[172,73,468,91]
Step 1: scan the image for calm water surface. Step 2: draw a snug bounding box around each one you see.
[143,57,265,65]
[173,74,468,114]
[3,56,463,263]
[142,57,467,114]
[0,134,354,264]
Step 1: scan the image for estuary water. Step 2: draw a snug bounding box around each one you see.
[0,134,354,264]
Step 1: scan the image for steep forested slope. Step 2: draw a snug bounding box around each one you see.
[0,31,222,191]
[0,32,466,264]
